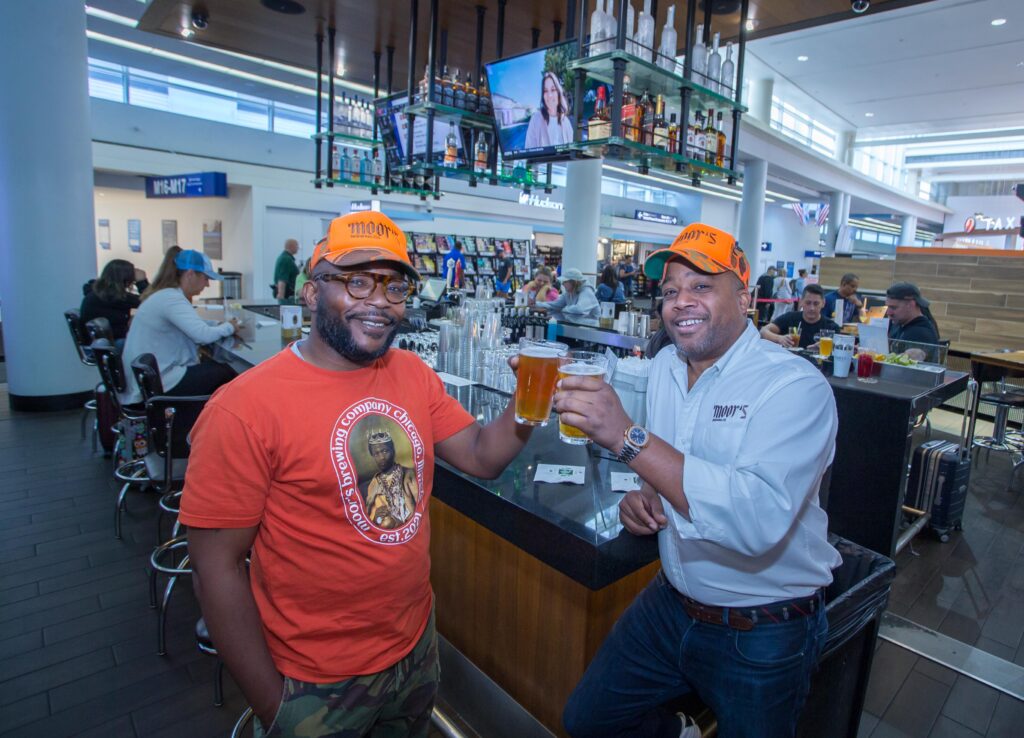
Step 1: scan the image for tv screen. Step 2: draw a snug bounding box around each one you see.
[485,41,580,159]
[375,93,469,170]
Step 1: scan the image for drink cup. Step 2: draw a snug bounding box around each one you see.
[514,338,568,426]
[599,301,616,328]
[857,352,878,383]
[789,325,801,346]
[832,334,855,378]
[818,330,834,358]
[557,351,609,444]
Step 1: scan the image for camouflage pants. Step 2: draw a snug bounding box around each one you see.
[255,610,439,738]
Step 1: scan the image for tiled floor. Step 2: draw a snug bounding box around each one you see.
[0,383,1021,737]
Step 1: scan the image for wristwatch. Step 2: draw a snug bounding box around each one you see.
[617,425,650,464]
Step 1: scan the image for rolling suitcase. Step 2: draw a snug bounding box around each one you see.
[905,380,975,542]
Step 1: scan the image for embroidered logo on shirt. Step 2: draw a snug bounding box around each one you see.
[711,404,748,422]
[329,397,427,546]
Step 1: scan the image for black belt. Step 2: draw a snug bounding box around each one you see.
[672,587,822,632]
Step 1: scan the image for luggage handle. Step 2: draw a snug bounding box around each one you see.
[958,378,977,462]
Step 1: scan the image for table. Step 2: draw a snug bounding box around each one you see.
[966,350,1024,450]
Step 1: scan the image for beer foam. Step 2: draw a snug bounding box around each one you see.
[520,346,565,359]
[560,362,605,376]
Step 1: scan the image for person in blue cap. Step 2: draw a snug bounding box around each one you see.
[120,246,239,404]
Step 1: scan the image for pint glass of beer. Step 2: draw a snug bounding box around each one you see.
[557,351,609,444]
[514,338,568,426]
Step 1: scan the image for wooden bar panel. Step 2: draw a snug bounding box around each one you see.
[819,258,894,291]
[429,498,659,736]
[913,288,1006,308]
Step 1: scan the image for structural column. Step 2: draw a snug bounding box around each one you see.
[827,191,846,251]
[738,158,768,281]
[561,157,603,279]
[899,215,918,247]
[747,79,774,124]
[0,0,97,409]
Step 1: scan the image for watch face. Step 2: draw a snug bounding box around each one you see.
[627,426,648,447]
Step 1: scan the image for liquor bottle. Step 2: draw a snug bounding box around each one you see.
[453,69,466,109]
[715,111,727,167]
[417,64,430,103]
[693,112,706,160]
[626,1,636,55]
[652,94,668,150]
[373,148,384,184]
[359,150,371,183]
[601,0,617,55]
[667,113,679,153]
[444,121,459,167]
[331,145,342,179]
[589,0,605,56]
[588,84,611,140]
[432,66,443,104]
[441,65,453,106]
[347,148,360,181]
[704,109,717,164]
[707,32,722,94]
[691,24,707,84]
[685,114,696,159]
[657,4,678,72]
[621,78,639,142]
[474,132,489,173]
[636,0,655,61]
[640,90,655,145]
[477,75,491,114]
[721,42,735,98]
[465,73,478,112]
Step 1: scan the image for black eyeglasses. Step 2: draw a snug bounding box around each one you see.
[313,272,414,304]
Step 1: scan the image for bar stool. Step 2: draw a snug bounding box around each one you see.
[196,617,226,707]
[62,309,98,451]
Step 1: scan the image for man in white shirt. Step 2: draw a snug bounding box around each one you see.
[556,223,840,738]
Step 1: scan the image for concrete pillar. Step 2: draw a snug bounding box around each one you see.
[747,78,775,124]
[899,215,918,246]
[738,158,768,281]
[561,157,603,280]
[1005,233,1019,250]
[0,0,97,409]
[827,192,846,251]
[837,131,857,166]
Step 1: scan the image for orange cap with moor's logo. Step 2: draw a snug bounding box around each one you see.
[309,211,418,281]
[643,223,750,288]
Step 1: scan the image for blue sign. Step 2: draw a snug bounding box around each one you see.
[145,172,227,199]
[634,209,679,225]
[760,242,772,252]
[804,250,824,258]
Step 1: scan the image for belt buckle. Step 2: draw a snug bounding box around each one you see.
[727,610,754,631]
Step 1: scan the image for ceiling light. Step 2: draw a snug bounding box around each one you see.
[745,19,757,31]
[991,18,1007,26]
[797,55,809,62]
[84,6,138,27]
[180,27,195,38]
[864,112,874,117]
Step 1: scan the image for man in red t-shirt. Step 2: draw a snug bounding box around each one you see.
[180,211,535,737]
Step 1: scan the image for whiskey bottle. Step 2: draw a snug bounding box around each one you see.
[588,84,611,140]
[685,114,696,159]
[715,111,727,168]
[640,90,655,146]
[621,78,640,142]
[704,108,717,164]
[477,75,491,114]
[474,132,489,173]
[441,66,453,106]
[652,94,668,150]
[667,113,679,154]
[453,69,466,109]
[444,121,459,167]
[465,73,478,112]
[693,112,706,161]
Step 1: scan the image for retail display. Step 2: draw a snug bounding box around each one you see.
[406,232,531,293]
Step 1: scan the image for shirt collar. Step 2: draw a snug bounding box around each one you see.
[669,321,760,384]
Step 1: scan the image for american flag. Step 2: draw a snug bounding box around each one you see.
[791,202,830,227]
[791,203,806,224]
[816,202,830,227]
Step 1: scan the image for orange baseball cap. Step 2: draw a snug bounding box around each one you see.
[309,212,418,281]
[643,223,750,287]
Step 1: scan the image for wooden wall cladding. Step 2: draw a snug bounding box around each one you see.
[429,499,659,737]
[818,253,1024,352]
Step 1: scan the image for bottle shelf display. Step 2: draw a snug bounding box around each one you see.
[406,233,532,293]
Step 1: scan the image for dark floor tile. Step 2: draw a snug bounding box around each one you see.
[0,693,50,734]
[0,630,42,660]
[129,679,242,736]
[978,596,1024,650]
[859,711,880,738]
[0,545,36,565]
[936,610,982,647]
[0,581,38,604]
[865,643,919,717]
[0,514,31,531]
[912,658,957,687]
[36,551,149,595]
[987,692,1024,737]
[0,556,90,592]
[871,720,913,738]
[972,636,1015,662]
[940,676,998,735]
[0,648,114,707]
[0,593,102,639]
[74,716,136,738]
[928,716,984,738]
[0,569,142,625]
[143,703,250,738]
[880,671,950,737]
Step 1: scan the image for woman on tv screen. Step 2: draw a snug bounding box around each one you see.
[524,71,574,149]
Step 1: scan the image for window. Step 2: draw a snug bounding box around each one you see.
[769,97,837,158]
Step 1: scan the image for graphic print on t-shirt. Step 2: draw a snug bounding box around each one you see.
[330,398,427,546]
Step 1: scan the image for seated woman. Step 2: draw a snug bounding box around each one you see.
[80,259,148,344]
[595,264,626,304]
[536,267,600,317]
[519,267,559,306]
[120,247,239,404]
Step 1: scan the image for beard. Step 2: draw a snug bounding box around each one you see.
[315,302,398,364]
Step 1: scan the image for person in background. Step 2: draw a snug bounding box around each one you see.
[293,257,312,301]
[80,259,148,344]
[762,283,840,350]
[886,282,940,345]
[537,267,599,317]
[181,211,536,737]
[556,222,839,738]
[275,238,300,303]
[494,245,515,295]
[823,273,862,324]
[443,240,466,289]
[754,266,776,325]
[617,254,638,298]
[596,264,626,304]
[119,247,238,404]
[771,275,794,321]
[520,267,559,306]
[792,268,808,299]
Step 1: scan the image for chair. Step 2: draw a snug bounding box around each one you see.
[84,316,114,344]
[196,617,226,707]
[143,393,208,655]
[63,309,99,450]
[970,359,1024,480]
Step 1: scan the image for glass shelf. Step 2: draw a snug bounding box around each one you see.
[568,50,746,114]
[311,130,381,147]
[405,100,496,130]
[394,162,555,190]
[569,136,740,181]
[312,177,439,198]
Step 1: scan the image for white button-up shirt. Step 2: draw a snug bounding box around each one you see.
[646,323,842,607]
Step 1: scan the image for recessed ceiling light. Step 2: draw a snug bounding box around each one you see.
[991,18,1007,26]
[797,55,809,61]
[864,112,874,117]
[179,27,195,38]
[745,19,758,31]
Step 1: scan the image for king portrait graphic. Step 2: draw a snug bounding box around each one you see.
[364,428,420,530]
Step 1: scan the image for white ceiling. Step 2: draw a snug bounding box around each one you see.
[747,0,1024,136]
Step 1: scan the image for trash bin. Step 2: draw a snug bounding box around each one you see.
[219,269,242,300]
[797,535,895,738]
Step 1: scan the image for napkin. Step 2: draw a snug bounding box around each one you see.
[534,464,585,484]
[610,472,641,492]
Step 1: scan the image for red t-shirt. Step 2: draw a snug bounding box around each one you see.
[178,346,475,682]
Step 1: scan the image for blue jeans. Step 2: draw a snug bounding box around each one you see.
[563,572,827,738]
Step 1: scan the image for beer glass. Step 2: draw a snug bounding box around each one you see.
[514,338,568,426]
[557,351,610,444]
[818,330,834,358]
